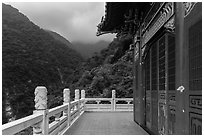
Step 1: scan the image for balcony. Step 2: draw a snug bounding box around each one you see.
[2,86,148,135]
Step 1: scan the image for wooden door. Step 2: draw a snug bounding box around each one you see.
[184,3,202,135]
[157,32,176,135]
[144,32,175,135]
[158,34,167,135]
[166,33,176,134]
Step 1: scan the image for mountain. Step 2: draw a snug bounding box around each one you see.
[45,30,75,50]
[72,40,110,58]
[2,3,83,124]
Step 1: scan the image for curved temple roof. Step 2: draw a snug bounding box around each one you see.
[96,2,151,36]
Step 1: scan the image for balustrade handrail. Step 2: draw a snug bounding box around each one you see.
[48,103,68,117]
[2,113,43,135]
[115,98,133,101]
[85,97,133,102]
[85,98,112,101]
[2,87,132,135]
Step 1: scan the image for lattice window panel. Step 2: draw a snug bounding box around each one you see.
[145,51,150,90]
[151,43,158,90]
[189,20,202,90]
[159,36,166,90]
[168,35,175,90]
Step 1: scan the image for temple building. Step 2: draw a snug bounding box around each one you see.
[97,2,202,135]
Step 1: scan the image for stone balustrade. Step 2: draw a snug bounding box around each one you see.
[85,89,133,111]
[2,87,133,135]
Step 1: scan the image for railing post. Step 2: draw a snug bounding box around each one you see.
[63,88,70,126]
[81,89,85,99]
[75,89,80,101]
[127,101,131,111]
[33,86,48,135]
[81,89,85,111]
[112,90,116,111]
[75,89,80,114]
[54,113,61,134]
[96,100,100,110]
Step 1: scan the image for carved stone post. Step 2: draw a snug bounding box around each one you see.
[96,100,100,110]
[33,86,48,135]
[127,101,131,111]
[75,89,80,115]
[63,88,71,126]
[112,90,116,111]
[81,89,85,111]
[75,89,80,101]
[54,112,61,135]
[81,89,85,99]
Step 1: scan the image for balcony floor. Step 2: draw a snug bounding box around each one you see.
[64,112,149,135]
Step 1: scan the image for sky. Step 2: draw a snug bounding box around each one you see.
[6,2,116,44]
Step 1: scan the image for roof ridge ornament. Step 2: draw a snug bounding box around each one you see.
[164,16,175,31]
[183,2,197,18]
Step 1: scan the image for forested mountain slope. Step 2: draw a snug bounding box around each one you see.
[45,30,75,51]
[2,4,83,124]
[72,34,134,98]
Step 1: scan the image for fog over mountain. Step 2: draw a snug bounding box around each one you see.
[7,2,116,44]
[46,30,111,58]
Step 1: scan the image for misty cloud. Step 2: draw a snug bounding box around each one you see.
[7,2,115,43]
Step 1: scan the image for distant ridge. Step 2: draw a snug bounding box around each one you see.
[45,30,74,49]
[72,40,110,58]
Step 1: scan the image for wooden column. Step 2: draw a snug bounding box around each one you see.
[133,35,139,123]
[63,88,70,126]
[33,86,48,135]
[137,27,145,127]
[175,2,187,134]
[133,32,142,125]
